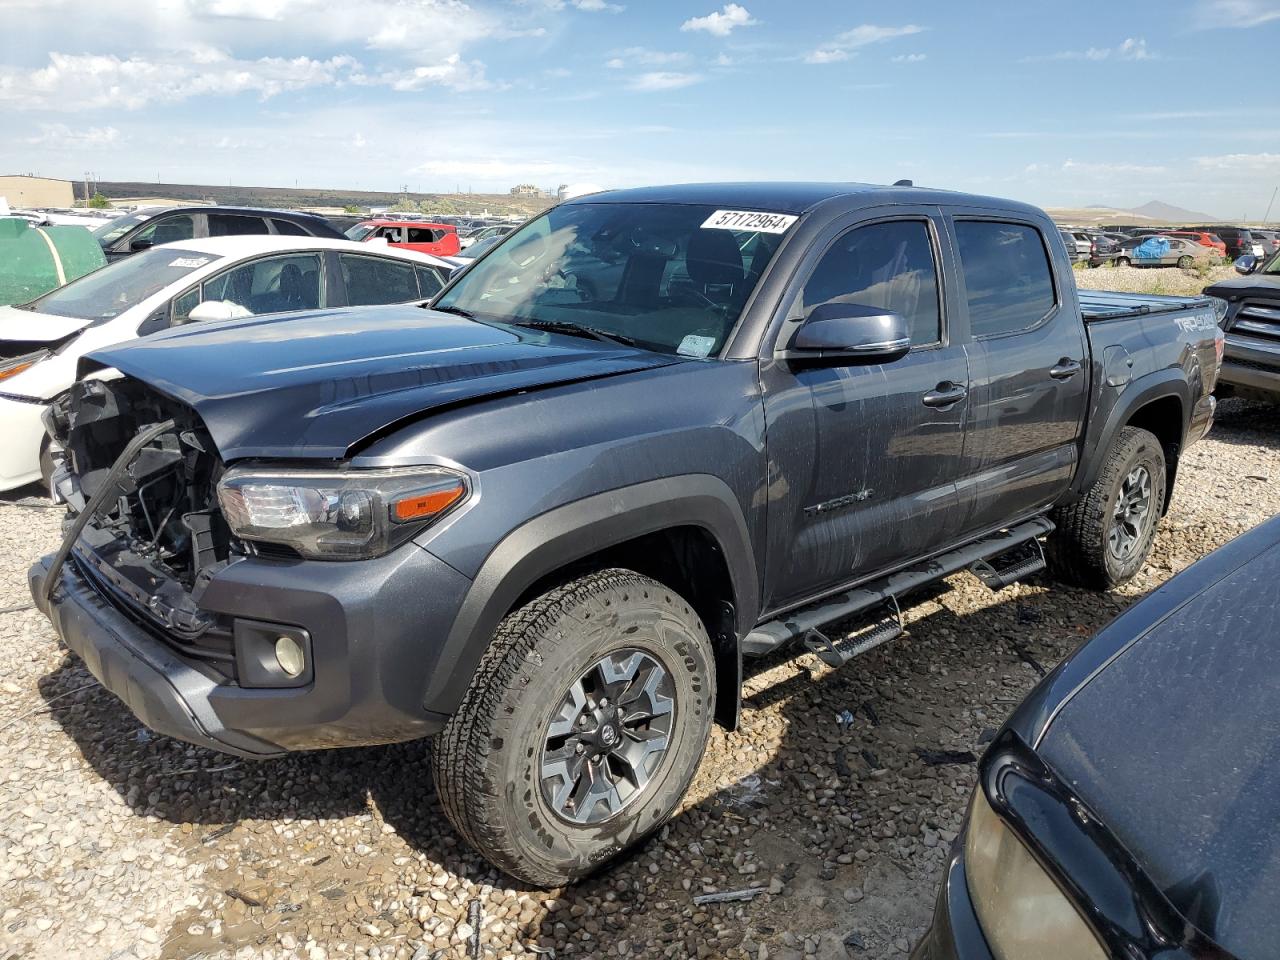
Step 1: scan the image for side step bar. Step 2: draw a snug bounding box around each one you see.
[742,517,1054,657]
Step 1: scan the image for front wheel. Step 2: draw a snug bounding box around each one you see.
[432,568,715,886]
[1048,426,1166,589]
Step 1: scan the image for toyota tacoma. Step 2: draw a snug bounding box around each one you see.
[31,183,1222,885]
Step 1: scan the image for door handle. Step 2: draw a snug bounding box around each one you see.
[922,382,968,408]
[1049,358,1082,380]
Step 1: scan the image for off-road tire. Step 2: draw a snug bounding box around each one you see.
[431,568,715,886]
[1048,426,1166,589]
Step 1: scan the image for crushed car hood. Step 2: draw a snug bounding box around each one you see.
[87,304,684,460]
[0,304,90,342]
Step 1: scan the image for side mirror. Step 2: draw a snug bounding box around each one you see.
[180,300,251,326]
[1235,254,1258,275]
[780,303,911,364]
[129,238,154,252]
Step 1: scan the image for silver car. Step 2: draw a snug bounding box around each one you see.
[1116,234,1215,268]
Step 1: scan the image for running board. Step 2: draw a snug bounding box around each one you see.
[802,597,902,668]
[742,517,1055,658]
[969,537,1046,590]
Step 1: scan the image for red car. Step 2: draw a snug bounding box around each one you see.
[345,219,461,257]
[1166,231,1228,259]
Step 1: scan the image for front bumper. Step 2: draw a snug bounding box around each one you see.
[30,540,473,757]
[1218,334,1280,397]
[0,394,47,491]
[911,846,994,960]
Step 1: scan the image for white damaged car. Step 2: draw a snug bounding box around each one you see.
[0,235,455,491]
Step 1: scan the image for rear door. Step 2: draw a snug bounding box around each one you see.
[947,215,1089,536]
[760,207,973,609]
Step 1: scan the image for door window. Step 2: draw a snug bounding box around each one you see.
[377,226,406,242]
[955,221,1056,338]
[340,254,420,305]
[200,253,322,315]
[171,287,200,325]
[797,219,942,346]
[406,228,437,244]
[132,214,195,247]
[271,218,310,237]
[208,214,270,237]
[416,264,447,298]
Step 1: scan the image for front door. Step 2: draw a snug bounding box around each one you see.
[760,211,972,612]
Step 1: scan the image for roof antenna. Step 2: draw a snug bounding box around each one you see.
[893,179,914,187]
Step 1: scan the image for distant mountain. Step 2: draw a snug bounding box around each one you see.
[1126,200,1219,223]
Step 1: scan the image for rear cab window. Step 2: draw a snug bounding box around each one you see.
[954,221,1056,338]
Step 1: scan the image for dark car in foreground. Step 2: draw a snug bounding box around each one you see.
[914,514,1280,960]
[31,182,1221,886]
[91,206,344,261]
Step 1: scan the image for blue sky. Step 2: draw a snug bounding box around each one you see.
[2,0,1279,217]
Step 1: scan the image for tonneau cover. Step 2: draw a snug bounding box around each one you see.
[1078,289,1212,321]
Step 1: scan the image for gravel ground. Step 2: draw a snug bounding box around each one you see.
[1072,261,1235,296]
[2,399,1279,960]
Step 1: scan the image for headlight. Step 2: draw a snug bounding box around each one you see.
[217,465,468,560]
[1208,296,1230,328]
[964,788,1106,960]
[0,349,50,383]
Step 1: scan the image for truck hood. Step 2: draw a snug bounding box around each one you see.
[87,304,685,461]
[0,304,91,343]
[1204,274,1280,300]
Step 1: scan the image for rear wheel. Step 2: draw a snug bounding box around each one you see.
[1048,426,1166,589]
[1177,255,1194,269]
[432,568,715,886]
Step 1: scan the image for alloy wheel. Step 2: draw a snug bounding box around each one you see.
[1109,465,1153,561]
[539,648,676,825]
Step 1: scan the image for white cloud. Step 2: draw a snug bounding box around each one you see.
[1062,159,1168,177]
[1033,37,1154,61]
[23,123,123,147]
[892,53,927,63]
[371,55,493,92]
[1193,0,1280,27]
[627,71,704,92]
[605,48,690,69]
[805,24,924,64]
[681,3,758,37]
[1194,152,1280,171]
[0,48,363,111]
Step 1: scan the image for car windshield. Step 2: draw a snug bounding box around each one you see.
[90,211,154,247]
[16,247,219,324]
[433,201,793,357]
[345,223,376,242]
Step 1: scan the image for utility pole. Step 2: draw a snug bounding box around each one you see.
[84,171,91,202]
[1263,186,1278,227]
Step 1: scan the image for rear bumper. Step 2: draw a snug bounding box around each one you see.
[0,395,46,491]
[30,540,473,757]
[1187,394,1216,446]
[911,847,994,960]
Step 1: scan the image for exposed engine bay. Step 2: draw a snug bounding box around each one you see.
[45,376,238,653]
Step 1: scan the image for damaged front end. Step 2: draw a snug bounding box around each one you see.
[44,376,239,667]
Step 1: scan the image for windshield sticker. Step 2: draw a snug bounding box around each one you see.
[168,257,211,269]
[701,210,798,234]
[677,334,717,358]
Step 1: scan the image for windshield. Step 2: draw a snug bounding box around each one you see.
[1264,252,1280,274]
[434,202,792,357]
[345,223,376,242]
[91,211,153,247]
[17,247,219,323]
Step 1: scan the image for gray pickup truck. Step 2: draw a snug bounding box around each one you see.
[31,182,1222,885]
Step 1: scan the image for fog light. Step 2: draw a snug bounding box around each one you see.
[275,635,305,677]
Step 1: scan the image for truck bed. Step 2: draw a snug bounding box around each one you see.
[1078,289,1213,321]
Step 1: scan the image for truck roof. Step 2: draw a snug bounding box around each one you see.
[568,181,1048,218]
